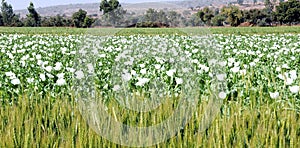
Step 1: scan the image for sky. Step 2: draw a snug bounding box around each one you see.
[6,0,181,10]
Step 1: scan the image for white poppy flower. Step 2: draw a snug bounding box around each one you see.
[285,78,293,86]
[5,71,15,78]
[136,78,150,86]
[139,64,145,68]
[269,92,279,99]
[228,58,235,63]
[54,62,62,71]
[166,69,176,77]
[11,78,20,85]
[56,78,66,86]
[289,86,299,94]
[131,70,137,76]
[216,74,227,81]
[37,60,43,66]
[40,74,46,81]
[87,63,94,73]
[75,71,84,79]
[240,69,247,75]
[219,92,227,99]
[154,64,161,70]
[46,73,54,79]
[27,78,34,83]
[66,67,76,73]
[44,66,52,72]
[277,74,284,80]
[276,67,281,72]
[140,68,147,74]
[57,73,64,79]
[282,64,290,69]
[289,70,297,80]
[175,77,183,85]
[122,72,132,82]
[113,85,121,91]
[249,62,256,67]
[36,54,41,60]
[231,67,240,73]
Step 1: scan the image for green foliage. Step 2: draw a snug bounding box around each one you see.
[196,7,215,26]
[72,9,94,28]
[211,14,226,26]
[83,16,95,28]
[237,0,244,5]
[102,7,126,27]
[274,0,300,25]
[0,13,3,26]
[41,15,73,27]
[167,11,182,27]
[134,9,182,27]
[72,9,87,28]
[1,0,15,26]
[264,0,274,13]
[25,2,41,27]
[100,0,121,14]
[10,14,23,27]
[221,6,243,27]
[157,10,168,24]
[244,9,271,26]
[144,8,158,22]
[100,0,126,27]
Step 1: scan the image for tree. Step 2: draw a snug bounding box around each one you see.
[1,0,16,26]
[0,13,3,26]
[196,7,214,26]
[244,9,272,26]
[264,0,274,13]
[72,9,95,28]
[100,0,121,14]
[11,14,23,27]
[253,0,257,4]
[168,11,181,27]
[211,14,226,26]
[244,9,264,24]
[72,9,87,28]
[144,8,158,22]
[188,14,203,26]
[237,0,244,5]
[221,6,243,26]
[41,15,68,27]
[274,0,300,25]
[100,0,125,26]
[83,16,95,28]
[25,2,41,27]
[157,10,168,24]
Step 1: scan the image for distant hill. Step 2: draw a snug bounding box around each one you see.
[14,0,266,18]
[14,2,186,18]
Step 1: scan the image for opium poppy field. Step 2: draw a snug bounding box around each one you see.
[0,27,299,147]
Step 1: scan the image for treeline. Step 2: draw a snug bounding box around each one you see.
[0,0,299,28]
[0,0,94,27]
[194,0,300,27]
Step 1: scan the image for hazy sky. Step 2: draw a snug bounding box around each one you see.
[6,0,181,10]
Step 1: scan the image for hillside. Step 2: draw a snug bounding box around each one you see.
[14,2,186,18]
[14,0,267,18]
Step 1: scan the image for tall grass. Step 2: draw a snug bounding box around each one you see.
[1,91,299,147]
[1,26,300,36]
